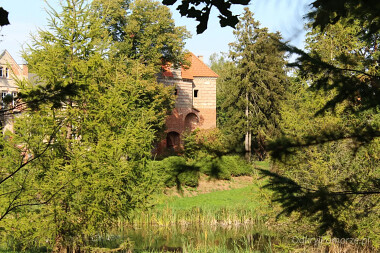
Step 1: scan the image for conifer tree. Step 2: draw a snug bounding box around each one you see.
[209,53,234,130]
[0,0,176,251]
[264,19,380,241]
[219,8,288,159]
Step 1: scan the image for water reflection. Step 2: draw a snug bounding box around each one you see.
[92,224,275,252]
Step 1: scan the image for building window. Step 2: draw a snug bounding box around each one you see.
[12,92,17,107]
[174,89,178,95]
[194,89,199,98]
[0,67,3,77]
[5,68,9,78]
[1,92,7,107]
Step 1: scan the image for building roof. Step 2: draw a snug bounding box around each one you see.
[162,52,219,80]
[0,50,26,76]
[181,52,218,79]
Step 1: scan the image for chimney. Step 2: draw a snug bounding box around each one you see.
[21,64,28,76]
[198,55,204,62]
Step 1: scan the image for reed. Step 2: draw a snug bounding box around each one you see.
[126,185,269,229]
[129,206,263,228]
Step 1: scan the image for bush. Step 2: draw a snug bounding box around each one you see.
[194,154,253,180]
[182,128,253,180]
[183,128,228,159]
[218,155,253,177]
[151,156,200,188]
[151,154,253,189]
[178,170,199,187]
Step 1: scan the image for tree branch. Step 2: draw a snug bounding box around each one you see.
[0,119,65,185]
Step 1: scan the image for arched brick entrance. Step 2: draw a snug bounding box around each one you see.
[184,113,199,131]
[166,131,180,150]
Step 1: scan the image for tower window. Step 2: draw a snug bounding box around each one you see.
[194,89,199,98]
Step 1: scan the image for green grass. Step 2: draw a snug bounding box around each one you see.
[129,173,274,228]
[157,185,261,210]
[155,160,271,213]
[253,160,270,170]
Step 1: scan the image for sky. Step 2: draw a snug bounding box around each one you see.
[0,0,312,65]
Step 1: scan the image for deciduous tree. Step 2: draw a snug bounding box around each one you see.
[93,0,190,68]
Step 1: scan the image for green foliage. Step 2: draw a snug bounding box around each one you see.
[215,8,288,159]
[194,155,253,180]
[19,0,107,110]
[1,94,13,105]
[181,129,253,180]
[301,20,379,114]
[219,155,253,177]
[154,129,253,185]
[265,55,380,243]
[196,153,231,180]
[152,156,200,188]
[93,0,190,68]
[183,128,228,158]
[0,0,186,251]
[209,53,239,142]
[0,63,172,251]
[308,0,380,39]
[262,13,380,245]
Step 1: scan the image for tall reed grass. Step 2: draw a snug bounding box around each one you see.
[128,206,264,228]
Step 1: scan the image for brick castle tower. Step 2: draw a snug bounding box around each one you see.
[156,52,218,152]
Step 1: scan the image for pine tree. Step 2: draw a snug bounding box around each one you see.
[264,19,380,241]
[0,0,176,251]
[219,8,288,159]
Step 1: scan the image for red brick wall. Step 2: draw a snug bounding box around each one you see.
[155,60,217,155]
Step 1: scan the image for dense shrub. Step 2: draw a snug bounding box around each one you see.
[218,155,253,176]
[177,170,199,187]
[183,128,228,159]
[152,128,254,188]
[151,156,200,188]
[182,129,253,180]
[195,153,231,180]
[194,154,253,180]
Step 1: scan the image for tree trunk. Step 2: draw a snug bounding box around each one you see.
[244,92,251,161]
[53,234,67,253]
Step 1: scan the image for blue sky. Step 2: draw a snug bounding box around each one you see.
[0,0,312,64]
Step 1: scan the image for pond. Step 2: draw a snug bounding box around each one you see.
[91,224,277,252]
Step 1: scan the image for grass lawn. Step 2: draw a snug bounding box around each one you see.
[157,185,262,210]
[131,165,275,227]
[155,159,271,212]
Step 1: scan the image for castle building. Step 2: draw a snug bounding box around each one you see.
[157,52,218,152]
[0,50,218,149]
[0,50,29,133]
